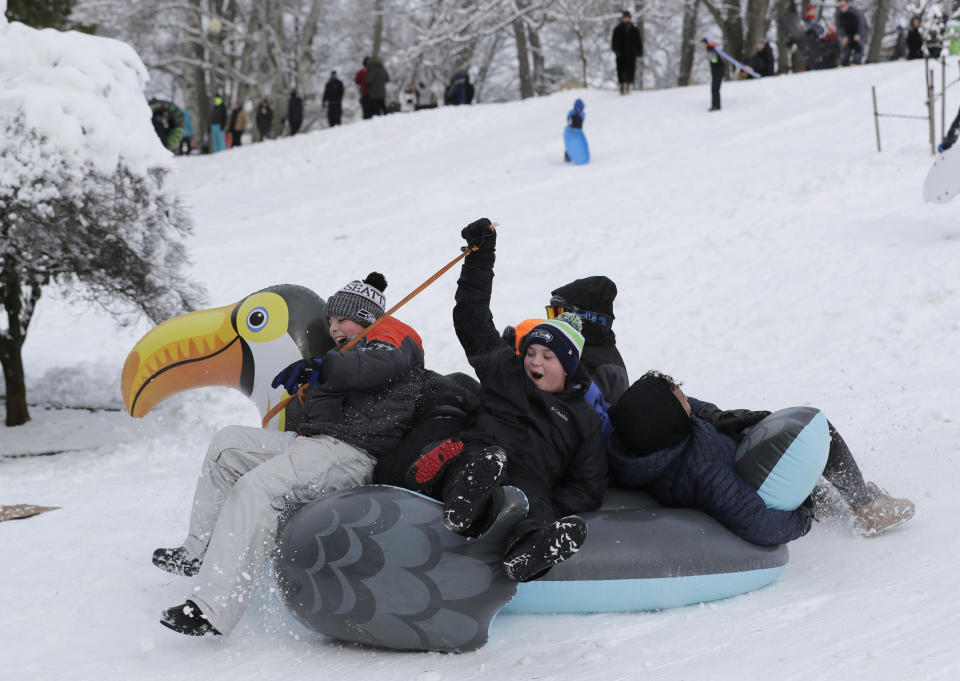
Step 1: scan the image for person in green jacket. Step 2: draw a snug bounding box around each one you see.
[148,98,185,152]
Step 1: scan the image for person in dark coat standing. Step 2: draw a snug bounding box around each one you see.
[406,219,607,584]
[209,94,227,152]
[747,39,776,76]
[607,371,916,544]
[611,10,643,95]
[906,17,924,59]
[286,90,303,135]
[255,99,273,141]
[322,71,344,127]
[834,0,867,65]
[702,37,725,111]
[365,57,390,117]
[891,24,907,60]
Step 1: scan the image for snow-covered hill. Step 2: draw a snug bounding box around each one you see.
[4,60,960,681]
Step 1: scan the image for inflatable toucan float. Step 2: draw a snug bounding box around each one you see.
[122,285,334,430]
[122,285,829,653]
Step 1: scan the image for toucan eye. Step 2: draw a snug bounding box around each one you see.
[246,307,268,332]
[236,291,288,343]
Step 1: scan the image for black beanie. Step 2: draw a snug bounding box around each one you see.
[610,373,691,456]
[550,276,617,319]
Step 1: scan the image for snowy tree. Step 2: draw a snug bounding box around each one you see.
[4,0,74,29]
[0,9,206,426]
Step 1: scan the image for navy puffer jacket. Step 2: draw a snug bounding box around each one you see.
[607,397,810,546]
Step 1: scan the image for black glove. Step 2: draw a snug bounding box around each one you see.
[501,325,517,351]
[696,405,771,442]
[461,218,496,252]
[271,358,324,395]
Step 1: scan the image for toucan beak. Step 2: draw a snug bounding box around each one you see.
[121,303,245,418]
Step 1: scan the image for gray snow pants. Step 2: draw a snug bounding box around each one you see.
[181,425,375,634]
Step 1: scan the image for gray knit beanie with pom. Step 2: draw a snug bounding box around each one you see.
[327,272,387,327]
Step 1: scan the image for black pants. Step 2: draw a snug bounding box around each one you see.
[839,38,863,66]
[710,63,724,109]
[369,98,386,116]
[327,101,342,126]
[822,422,872,507]
[231,130,243,146]
[360,95,371,119]
[615,55,636,84]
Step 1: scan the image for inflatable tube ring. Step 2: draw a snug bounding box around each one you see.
[734,406,830,511]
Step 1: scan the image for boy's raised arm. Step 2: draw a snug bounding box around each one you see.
[453,218,507,378]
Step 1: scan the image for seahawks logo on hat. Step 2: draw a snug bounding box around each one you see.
[357,309,377,324]
[528,328,553,342]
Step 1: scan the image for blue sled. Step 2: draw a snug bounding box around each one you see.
[564,126,590,165]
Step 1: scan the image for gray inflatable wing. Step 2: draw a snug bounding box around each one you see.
[274,484,528,652]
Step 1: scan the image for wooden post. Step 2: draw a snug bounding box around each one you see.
[942,55,947,140]
[928,71,937,155]
[872,86,882,152]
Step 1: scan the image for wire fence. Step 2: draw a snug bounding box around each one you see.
[872,56,957,154]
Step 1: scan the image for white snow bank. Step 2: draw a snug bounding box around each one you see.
[0,15,169,177]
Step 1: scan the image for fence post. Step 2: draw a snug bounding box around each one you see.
[928,70,937,155]
[872,86,882,152]
[942,55,947,139]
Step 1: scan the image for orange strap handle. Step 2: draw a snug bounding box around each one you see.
[260,242,484,428]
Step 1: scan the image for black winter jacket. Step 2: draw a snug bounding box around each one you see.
[749,43,776,76]
[210,102,227,127]
[453,248,607,519]
[607,397,809,546]
[611,22,643,59]
[299,335,424,458]
[323,78,344,104]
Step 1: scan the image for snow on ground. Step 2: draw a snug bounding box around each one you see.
[3,59,960,680]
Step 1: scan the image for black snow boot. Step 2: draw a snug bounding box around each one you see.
[160,600,221,636]
[441,446,507,535]
[152,546,201,577]
[405,438,465,495]
[502,516,587,583]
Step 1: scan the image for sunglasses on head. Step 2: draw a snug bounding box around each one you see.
[545,304,612,327]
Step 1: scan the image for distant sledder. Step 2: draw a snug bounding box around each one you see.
[563,98,589,165]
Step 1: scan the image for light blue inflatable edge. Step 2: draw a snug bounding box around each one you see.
[756,410,830,511]
[503,565,786,614]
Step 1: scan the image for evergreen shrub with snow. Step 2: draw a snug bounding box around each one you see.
[0,11,206,425]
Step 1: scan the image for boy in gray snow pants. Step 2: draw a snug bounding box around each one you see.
[155,272,425,636]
